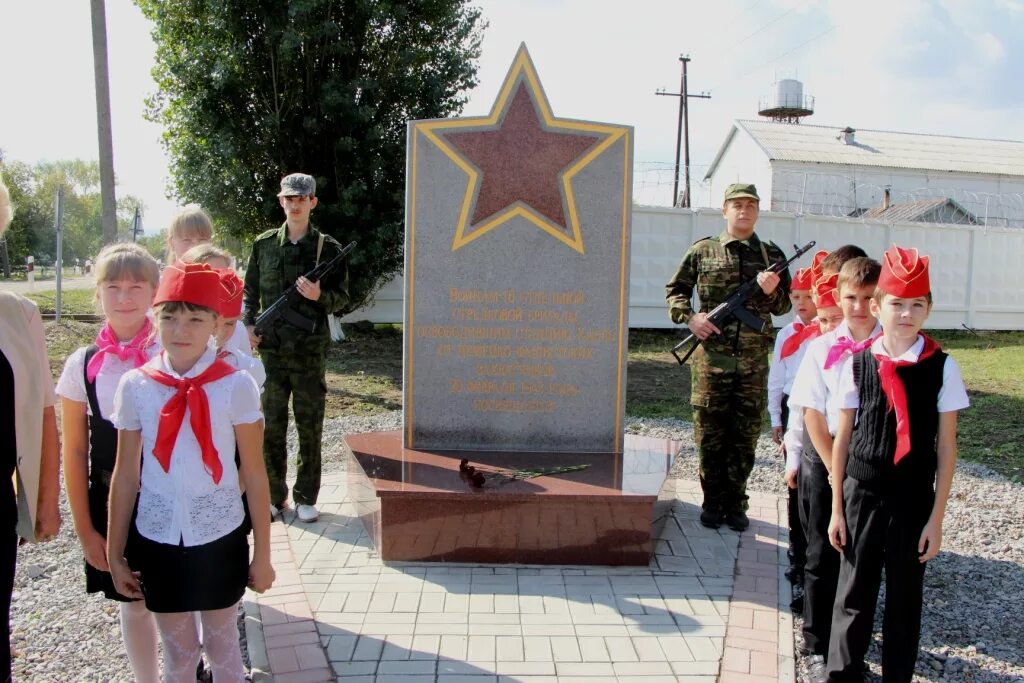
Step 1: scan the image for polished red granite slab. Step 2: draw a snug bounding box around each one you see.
[345,431,680,565]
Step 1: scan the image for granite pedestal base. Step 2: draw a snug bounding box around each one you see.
[344,431,680,566]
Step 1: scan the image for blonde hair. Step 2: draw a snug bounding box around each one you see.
[0,178,12,235]
[181,243,232,268]
[165,204,213,262]
[94,242,161,288]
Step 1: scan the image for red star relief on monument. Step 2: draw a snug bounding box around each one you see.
[441,82,603,230]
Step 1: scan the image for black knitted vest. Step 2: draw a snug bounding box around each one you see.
[846,346,947,485]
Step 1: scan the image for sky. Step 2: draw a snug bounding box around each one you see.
[1,0,1022,231]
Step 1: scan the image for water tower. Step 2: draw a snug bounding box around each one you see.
[758,79,814,123]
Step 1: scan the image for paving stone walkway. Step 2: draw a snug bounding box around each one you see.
[244,474,793,683]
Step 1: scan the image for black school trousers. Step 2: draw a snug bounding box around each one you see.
[781,396,807,570]
[798,444,838,656]
[827,476,933,682]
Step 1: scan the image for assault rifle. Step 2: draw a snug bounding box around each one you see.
[254,240,356,341]
[670,240,816,365]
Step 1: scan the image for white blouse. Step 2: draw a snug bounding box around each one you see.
[224,320,254,358]
[111,347,263,546]
[56,340,161,419]
[220,348,266,389]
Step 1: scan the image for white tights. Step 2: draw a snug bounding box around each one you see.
[153,604,244,683]
[119,600,159,683]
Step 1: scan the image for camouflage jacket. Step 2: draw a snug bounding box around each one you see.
[665,230,792,356]
[243,222,350,352]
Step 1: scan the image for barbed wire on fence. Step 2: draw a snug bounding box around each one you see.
[632,164,1024,228]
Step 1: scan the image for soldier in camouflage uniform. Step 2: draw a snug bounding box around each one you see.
[243,173,349,523]
[665,183,792,531]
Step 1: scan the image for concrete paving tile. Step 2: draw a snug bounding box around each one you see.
[468,635,496,661]
[632,636,669,661]
[669,659,720,675]
[325,634,357,661]
[330,660,377,677]
[469,613,520,625]
[271,669,335,683]
[438,634,469,660]
[352,635,385,660]
[380,635,414,660]
[554,661,615,675]
[494,660,557,676]
[409,634,441,659]
[376,660,437,675]
[548,635,582,662]
[414,623,470,636]
[576,635,610,662]
[612,661,675,676]
[521,624,576,637]
[522,636,553,662]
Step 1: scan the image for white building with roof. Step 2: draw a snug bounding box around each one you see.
[703,119,1024,228]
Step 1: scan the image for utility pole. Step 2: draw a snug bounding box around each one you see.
[90,0,118,244]
[656,55,710,208]
[55,187,64,323]
[131,205,142,242]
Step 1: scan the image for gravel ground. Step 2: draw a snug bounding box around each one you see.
[11,412,1023,682]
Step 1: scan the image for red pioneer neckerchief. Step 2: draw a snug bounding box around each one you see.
[138,356,237,484]
[780,322,822,360]
[875,335,941,464]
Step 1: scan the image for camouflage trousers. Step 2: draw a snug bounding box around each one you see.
[690,346,769,514]
[261,349,327,506]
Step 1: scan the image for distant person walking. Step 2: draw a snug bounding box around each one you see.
[666,183,792,531]
[243,174,349,523]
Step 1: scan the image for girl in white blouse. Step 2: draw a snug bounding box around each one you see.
[107,262,274,682]
[166,205,254,357]
[56,243,162,683]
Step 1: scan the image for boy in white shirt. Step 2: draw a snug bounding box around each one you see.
[767,265,817,596]
[786,256,880,682]
[827,246,969,682]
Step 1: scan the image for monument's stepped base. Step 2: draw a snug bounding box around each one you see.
[345,431,680,566]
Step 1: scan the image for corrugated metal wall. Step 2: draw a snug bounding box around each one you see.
[342,207,1024,331]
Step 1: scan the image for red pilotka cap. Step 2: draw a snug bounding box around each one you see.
[155,261,225,312]
[217,269,244,318]
[792,266,816,291]
[878,245,930,298]
[813,273,839,309]
[810,249,829,275]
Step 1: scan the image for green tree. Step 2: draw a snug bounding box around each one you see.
[0,158,144,271]
[137,0,485,311]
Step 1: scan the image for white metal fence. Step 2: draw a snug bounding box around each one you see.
[342,207,1024,331]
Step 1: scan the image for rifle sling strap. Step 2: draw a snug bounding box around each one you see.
[316,233,325,266]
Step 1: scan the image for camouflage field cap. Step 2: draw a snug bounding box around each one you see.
[278,173,316,197]
[723,183,760,202]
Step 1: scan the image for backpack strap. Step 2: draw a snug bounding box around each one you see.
[82,345,103,419]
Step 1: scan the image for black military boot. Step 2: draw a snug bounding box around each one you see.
[725,511,749,531]
[699,509,723,529]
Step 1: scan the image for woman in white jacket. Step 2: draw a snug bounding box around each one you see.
[0,177,62,680]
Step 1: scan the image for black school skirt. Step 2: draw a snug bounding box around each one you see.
[127,522,248,613]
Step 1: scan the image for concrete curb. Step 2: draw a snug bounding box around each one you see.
[243,597,273,682]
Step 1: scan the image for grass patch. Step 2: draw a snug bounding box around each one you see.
[43,320,101,376]
[26,289,97,315]
[929,330,1024,481]
[626,329,692,422]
